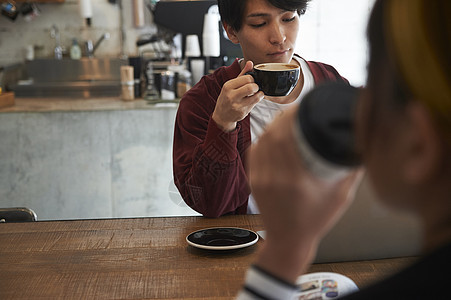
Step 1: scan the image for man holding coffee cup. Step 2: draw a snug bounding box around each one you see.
[173,0,348,217]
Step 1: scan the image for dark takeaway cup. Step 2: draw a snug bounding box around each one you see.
[247,62,300,97]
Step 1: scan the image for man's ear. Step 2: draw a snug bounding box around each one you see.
[222,22,240,44]
[403,101,444,184]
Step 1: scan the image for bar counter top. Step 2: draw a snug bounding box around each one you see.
[0,97,179,113]
[0,215,417,299]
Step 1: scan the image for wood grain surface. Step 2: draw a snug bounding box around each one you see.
[0,215,415,299]
[0,92,15,109]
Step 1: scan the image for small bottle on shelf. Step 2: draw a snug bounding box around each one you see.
[70,38,82,60]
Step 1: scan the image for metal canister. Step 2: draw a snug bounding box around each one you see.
[159,70,176,100]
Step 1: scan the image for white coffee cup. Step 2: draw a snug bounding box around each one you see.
[190,59,205,84]
[202,13,220,57]
[185,35,201,57]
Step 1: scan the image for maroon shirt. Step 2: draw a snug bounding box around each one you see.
[173,57,348,217]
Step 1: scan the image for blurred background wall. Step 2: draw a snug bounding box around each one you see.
[0,0,375,86]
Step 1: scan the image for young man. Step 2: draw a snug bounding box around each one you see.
[239,0,451,298]
[173,0,347,217]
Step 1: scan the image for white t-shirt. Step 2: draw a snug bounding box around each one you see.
[247,56,315,214]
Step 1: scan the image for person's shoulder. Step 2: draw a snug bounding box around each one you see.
[181,59,241,103]
[178,59,241,113]
[209,58,242,84]
[340,242,451,300]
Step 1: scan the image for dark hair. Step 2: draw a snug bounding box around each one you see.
[218,0,310,32]
[362,0,412,145]
[367,0,411,108]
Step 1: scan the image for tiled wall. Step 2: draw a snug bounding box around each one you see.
[0,0,157,66]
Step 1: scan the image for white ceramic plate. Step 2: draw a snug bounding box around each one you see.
[186,227,259,250]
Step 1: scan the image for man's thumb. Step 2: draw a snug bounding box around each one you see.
[239,60,254,76]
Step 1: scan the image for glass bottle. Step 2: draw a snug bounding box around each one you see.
[70,38,82,60]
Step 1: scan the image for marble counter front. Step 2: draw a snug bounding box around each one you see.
[0,96,198,220]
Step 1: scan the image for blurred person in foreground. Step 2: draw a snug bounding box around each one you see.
[173,0,348,218]
[238,0,451,298]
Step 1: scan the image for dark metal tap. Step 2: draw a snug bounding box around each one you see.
[85,33,110,57]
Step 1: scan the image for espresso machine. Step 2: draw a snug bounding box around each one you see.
[150,0,242,69]
[138,1,242,100]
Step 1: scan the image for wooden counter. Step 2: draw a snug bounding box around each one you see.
[0,215,416,299]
